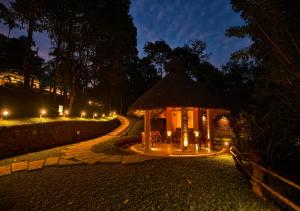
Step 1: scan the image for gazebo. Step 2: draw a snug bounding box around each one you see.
[128,60,231,156]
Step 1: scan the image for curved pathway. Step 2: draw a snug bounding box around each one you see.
[0,115,152,176]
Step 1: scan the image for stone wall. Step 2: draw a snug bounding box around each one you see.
[0,119,120,159]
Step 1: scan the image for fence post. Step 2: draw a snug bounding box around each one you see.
[251,154,266,200]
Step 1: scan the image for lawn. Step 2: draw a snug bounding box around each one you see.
[0,116,277,210]
[0,155,277,210]
[0,116,116,127]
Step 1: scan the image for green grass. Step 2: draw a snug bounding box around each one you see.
[0,117,278,210]
[0,116,116,127]
[92,137,129,155]
[119,116,143,136]
[0,155,277,210]
[92,117,143,155]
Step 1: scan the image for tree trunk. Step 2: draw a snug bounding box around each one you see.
[68,74,76,113]
[23,18,34,89]
[7,28,11,38]
[53,40,62,101]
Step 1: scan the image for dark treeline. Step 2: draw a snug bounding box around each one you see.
[0,0,138,114]
[0,0,237,116]
[227,0,300,178]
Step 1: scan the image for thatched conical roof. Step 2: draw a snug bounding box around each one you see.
[128,72,227,113]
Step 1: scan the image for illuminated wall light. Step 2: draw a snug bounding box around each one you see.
[194,131,199,138]
[224,141,230,147]
[202,115,206,121]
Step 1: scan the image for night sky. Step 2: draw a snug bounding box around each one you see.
[0,0,250,68]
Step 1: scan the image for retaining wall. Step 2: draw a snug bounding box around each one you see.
[0,119,120,159]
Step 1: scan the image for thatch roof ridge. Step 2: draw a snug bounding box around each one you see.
[128,72,227,112]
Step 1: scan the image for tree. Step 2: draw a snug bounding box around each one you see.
[12,0,44,88]
[43,0,137,114]
[0,2,18,38]
[0,34,44,71]
[227,0,300,172]
[144,40,172,77]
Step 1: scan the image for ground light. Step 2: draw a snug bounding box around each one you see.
[81,111,86,118]
[93,113,98,119]
[2,110,9,117]
[1,110,9,121]
[224,141,230,147]
[64,110,69,117]
[40,109,47,118]
[102,114,106,118]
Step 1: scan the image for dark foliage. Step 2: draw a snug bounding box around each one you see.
[227,0,300,177]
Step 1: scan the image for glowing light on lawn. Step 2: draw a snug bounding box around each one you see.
[167,131,172,137]
[40,109,47,118]
[2,110,9,117]
[81,111,86,118]
[93,113,98,119]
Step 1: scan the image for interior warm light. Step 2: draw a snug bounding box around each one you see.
[184,138,188,147]
[167,131,172,137]
[195,144,199,152]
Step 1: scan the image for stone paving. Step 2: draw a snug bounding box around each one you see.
[0,116,159,177]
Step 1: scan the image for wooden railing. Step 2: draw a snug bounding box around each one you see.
[230,146,300,210]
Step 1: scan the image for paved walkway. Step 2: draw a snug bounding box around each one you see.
[0,116,158,177]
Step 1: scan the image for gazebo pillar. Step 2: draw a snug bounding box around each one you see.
[144,110,151,152]
[166,107,172,143]
[181,107,188,150]
[206,109,214,150]
[193,108,199,151]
